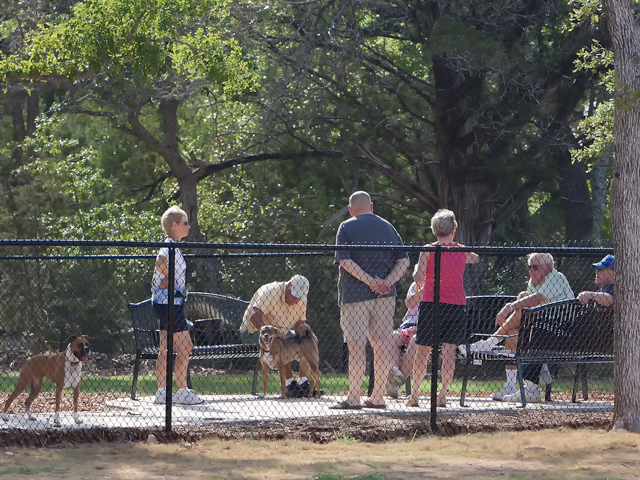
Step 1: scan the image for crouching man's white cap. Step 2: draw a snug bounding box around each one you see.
[288,275,309,302]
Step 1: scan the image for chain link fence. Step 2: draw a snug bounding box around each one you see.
[0,240,615,445]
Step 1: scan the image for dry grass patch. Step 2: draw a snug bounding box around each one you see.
[0,428,638,479]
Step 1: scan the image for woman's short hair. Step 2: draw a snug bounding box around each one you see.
[161,206,187,235]
[431,209,457,238]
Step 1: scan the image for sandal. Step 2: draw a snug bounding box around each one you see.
[329,400,362,410]
[406,397,419,407]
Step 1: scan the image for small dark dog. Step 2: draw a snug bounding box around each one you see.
[2,335,90,426]
[259,325,321,398]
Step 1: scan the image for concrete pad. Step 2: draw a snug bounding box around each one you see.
[0,394,613,430]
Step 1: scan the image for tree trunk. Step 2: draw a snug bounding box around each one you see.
[602,0,640,432]
[159,99,223,294]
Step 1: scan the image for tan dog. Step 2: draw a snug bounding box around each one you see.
[259,325,321,398]
[2,335,90,426]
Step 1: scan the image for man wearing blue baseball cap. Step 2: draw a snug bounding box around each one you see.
[577,255,615,307]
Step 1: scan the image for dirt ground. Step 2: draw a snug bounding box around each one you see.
[0,428,638,479]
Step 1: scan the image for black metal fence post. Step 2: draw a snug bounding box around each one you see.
[430,245,442,432]
[165,246,175,433]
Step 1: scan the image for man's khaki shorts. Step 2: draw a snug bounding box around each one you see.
[340,296,395,341]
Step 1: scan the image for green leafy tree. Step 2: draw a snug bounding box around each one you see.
[239,0,605,245]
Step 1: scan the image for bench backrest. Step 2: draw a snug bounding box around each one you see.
[519,299,614,356]
[128,299,160,355]
[128,292,249,354]
[465,295,517,340]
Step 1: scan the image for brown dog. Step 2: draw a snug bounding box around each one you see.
[2,335,90,426]
[259,325,321,398]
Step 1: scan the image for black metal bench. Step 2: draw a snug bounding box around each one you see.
[367,295,515,400]
[457,295,517,406]
[128,292,259,399]
[515,299,614,406]
[460,299,614,406]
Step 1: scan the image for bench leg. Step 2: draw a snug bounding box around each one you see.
[131,356,142,400]
[367,356,375,397]
[187,365,192,390]
[458,363,471,407]
[516,358,526,407]
[544,383,552,402]
[252,357,260,395]
[572,365,580,402]
[580,364,589,401]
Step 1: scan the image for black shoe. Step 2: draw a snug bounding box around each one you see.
[293,380,310,398]
[285,380,299,397]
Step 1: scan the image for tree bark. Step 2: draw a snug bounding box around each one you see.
[602,0,640,433]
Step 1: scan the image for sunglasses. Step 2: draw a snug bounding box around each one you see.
[528,264,541,271]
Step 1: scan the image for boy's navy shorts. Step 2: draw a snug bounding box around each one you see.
[151,302,189,332]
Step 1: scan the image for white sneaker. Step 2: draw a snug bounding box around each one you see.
[538,363,553,386]
[172,388,204,405]
[458,339,495,356]
[154,388,167,404]
[502,381,541,403]
[492,384,517,401]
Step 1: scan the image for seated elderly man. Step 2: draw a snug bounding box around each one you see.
[240,274,315,398]
[578,255,615,307]
[459,253,574,402]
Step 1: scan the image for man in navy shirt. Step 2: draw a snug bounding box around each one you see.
[331,191,409,409]
[578,254,615,307]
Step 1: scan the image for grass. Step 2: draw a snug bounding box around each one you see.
[0,372,615,397]
[306,475,403,480]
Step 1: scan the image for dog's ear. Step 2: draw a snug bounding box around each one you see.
[68,335,78,343]
[294,323,313,338]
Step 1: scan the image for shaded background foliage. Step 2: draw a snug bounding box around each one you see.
[0,0,618,343]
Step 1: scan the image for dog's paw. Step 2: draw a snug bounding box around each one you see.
[73,413,83,424]
[1,413,8,422]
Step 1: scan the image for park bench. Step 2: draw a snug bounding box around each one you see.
[128,292,259,399]
[459,299,614,407]
[367,295,515,400]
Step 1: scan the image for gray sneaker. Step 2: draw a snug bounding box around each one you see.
[172,388,204,405]
[492,383,517,401]
[538,363,553,386]
[389,366,406,387]
[502,381,541,403]
[154,387,167,404]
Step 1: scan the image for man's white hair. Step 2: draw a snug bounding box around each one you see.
[529,252,554,269]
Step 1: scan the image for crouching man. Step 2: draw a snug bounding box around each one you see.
[240,275,316,397]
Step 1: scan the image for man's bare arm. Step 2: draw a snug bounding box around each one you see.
[339,259,376,287]
[249,307,265,330]
[385,257,410,286]
[578,291,614,307]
